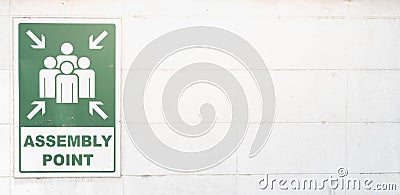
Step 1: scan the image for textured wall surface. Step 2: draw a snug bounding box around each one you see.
[1,0,400,194]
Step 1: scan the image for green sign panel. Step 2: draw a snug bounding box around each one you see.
[14,18,121,177]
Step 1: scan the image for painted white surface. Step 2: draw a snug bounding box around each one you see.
[0,0,400,194]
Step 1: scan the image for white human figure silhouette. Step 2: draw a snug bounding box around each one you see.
[74,57,95,98]
[56,62,78,103]
[56,42,78,69]
[39,56,60,98]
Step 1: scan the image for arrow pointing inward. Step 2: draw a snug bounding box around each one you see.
[89,101,108,120]
[26,30,45,49]
[27,101,45,120]
[89,31,108,50]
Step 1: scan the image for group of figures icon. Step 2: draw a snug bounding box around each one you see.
[39,42,95,104]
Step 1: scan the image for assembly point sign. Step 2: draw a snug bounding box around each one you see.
[13,18,121,177]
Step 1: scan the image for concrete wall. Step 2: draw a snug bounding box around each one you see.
[1,0,400,194]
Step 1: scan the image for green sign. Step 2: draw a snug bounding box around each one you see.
[14,18,121,177]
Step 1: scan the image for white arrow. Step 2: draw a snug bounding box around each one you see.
[25,30,45,49]
[89,101,108,120]
[89,31,108,50]
[27,101,46,120]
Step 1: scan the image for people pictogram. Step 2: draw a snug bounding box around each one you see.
[39,42,96,104]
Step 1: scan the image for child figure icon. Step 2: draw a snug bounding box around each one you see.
[39,42,96,104]
[56,61,78,103]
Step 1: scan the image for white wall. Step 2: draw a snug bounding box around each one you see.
[2,0,400,194]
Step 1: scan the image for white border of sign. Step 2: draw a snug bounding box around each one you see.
[13,17,121,177]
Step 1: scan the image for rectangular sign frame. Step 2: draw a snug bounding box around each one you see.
[13,17,121,177]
